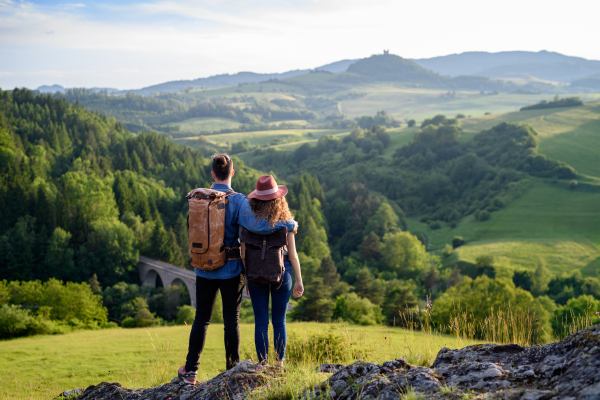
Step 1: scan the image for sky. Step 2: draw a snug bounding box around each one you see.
[1,0,600,90]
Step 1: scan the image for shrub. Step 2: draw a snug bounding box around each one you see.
[428,221,441,230]
[452,236,465,249]
[0,305,56,339]
[477,210,490,221]
[442,244,453,258]
[333,293,382,325]
[176,305,196,325]
[568,180,578,190]
[285,330,368,364]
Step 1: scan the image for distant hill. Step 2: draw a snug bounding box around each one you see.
[129,59,360,95]
[36,85,119,94]
[412,51,600,83]
[346,54,440,82]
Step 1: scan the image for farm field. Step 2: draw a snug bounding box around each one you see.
[406,180,600,276]
[0,323,479,400]
[163,117,242,134]
[173,128,349,149]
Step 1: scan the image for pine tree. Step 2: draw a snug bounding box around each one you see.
[354,268,373,298]
[88,273,102,293]
[319,256,340,289]
[360,231,382,260]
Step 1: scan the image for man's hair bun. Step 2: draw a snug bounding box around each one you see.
[211,153,233,180]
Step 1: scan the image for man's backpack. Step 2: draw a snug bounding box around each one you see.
[240,227,288,285]
[186,188,238,271]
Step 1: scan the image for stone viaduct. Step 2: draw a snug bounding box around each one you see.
[137,256,197,307]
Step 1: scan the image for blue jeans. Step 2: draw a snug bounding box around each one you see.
[248,262,292,364]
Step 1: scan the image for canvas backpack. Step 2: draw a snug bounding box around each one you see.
[186,188,239,271]
[240,226,288,286]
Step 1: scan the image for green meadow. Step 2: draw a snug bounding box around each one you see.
[407,180,600,276]
[164,117,243,134]
[174,128,349,149]
[0,323,479,400]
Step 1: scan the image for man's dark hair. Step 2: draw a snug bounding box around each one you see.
[211,153,233,181]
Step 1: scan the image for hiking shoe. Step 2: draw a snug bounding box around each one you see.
[178,366,197,385]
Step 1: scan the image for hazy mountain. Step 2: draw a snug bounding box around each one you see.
[37,84,65,93]
[412,51,600,82]
[129,59,359,95]
[36,85,119,94]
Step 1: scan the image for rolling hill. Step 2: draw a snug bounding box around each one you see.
[412,50,600,83]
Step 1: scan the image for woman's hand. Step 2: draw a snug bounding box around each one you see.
[293,281,304,298]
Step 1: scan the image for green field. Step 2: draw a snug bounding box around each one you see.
[406,180,600,276]
[462,101,600,178]
[164,117,242,134]
[0,323,478,400]
[174,128,349,149]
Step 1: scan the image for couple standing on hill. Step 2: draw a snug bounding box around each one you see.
[177,153,304,385]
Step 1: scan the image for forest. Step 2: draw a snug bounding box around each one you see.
[1,89,599,341]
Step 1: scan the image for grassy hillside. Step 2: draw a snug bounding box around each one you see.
[461,100,600,178]
[407,180,600,276]
[0,323,478,400]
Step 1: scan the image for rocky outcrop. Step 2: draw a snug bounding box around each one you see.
[67,324,600,400]
[306,324,600,399]
[70,360,278,400]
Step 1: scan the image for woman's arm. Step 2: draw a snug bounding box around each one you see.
[287,233,304,298]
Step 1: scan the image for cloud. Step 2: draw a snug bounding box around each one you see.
[1,0,600,89]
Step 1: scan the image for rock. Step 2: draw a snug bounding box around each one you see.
[61,388,84,397]
[316,363,346,373]
[67,325,600,400]
[304,324,600,399]
[71,360,278,400]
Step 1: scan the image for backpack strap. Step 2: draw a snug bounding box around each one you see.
[224,189,236,204]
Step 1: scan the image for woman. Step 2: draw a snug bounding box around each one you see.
[241,175,304,367]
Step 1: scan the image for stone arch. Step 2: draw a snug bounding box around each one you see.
[167,278,194,308]
[143,269,159,286]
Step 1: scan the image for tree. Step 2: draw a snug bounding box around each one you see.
[380,231,437,280]
[432,276,554,342]
[531,260,551,296]
[319,256,340,289]
[407,119,416,127]
[381,280,417,325]
[360,231,382,260]
[363,203,400,238]
[78,219,139,286]
[292,277,333,322]
[333,293,382,325]
[45,227,75,281]
[354,268,373,298]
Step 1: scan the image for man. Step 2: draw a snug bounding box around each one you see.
[178,153,296,385]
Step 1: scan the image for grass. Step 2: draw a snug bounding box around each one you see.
[406,180,600,276]
[0,322,480,400]
[163,117,242,134]
[173,128,347,149]
[337,86,600,121]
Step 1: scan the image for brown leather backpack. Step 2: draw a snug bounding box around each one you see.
[240,227,288,285]
[186,188,238,271]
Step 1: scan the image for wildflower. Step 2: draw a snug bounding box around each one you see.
[596,311,599,316]
[402,357,406,360]
[266,383,270,387]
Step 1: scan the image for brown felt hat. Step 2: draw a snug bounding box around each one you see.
[247,175,288,201]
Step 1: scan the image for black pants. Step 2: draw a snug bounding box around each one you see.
[185,273,245,372]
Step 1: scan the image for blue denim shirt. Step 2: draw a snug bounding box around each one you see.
[195,183,295,280]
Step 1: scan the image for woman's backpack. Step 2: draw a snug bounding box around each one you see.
[240,226,288,285]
